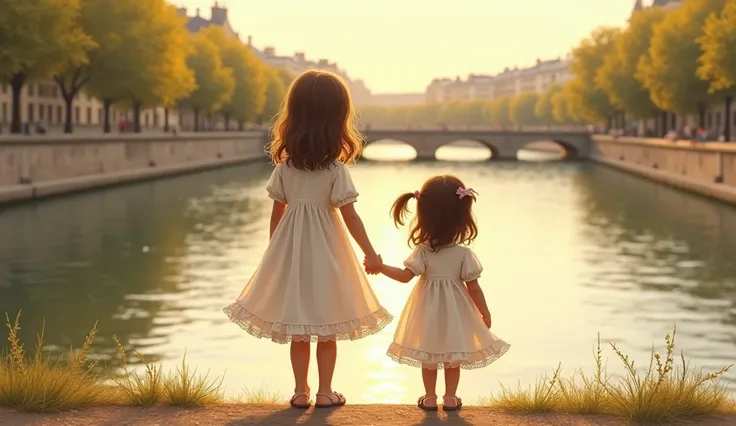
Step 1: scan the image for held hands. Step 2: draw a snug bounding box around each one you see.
[363,254,383,275]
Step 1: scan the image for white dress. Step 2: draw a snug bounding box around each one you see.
[387,245,510,369]
[223,162,393,344]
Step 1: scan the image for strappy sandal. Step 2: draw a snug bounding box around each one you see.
[315,391,346,408]
[442,396,463,411]
[289,392,312,409]
[417,395,438,411]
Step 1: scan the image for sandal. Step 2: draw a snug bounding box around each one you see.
[442,396,463,411]
[417,395,438,411]
[315,391,346,408]
[289,392,312,409]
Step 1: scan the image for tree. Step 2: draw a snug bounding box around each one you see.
[552,84,577,124]
[178,33,235,132]
[487,96,512,127]
[535,84,562,128]
[261,67,287,125]
[567,26,620,126]
[0,0,93,133]
[698,0,736,140]
[596,7,667,121]
[202,26,266,130]
[638,0,728,127]
[83,0,194,133]
[510,92,540,128]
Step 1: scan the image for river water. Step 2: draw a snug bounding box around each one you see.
[1,143,735,403]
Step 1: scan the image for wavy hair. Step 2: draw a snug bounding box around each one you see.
[391,175,478,251]
[268,69,364,170]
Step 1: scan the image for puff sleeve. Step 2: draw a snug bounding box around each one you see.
[403,246,426,276]
[266,164,286,203]
[460,248,483,282]
[330,164,359,208]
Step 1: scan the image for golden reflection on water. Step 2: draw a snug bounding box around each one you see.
[1,143,736,403]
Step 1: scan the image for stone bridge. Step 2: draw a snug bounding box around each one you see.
[362,129,591,160]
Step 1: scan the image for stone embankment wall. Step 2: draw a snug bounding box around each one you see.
[0,132,269,204]
[590,136,736,205]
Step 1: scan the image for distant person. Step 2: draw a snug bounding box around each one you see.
[222,70,392,410]
[365,176,510,411]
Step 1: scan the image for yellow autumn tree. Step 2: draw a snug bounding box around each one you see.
[535,84,563,127]
[697,0,736,140]
[178,33,235,132]
[202,27,267,130]
[261,67,287,125]
[0,0,94,133]
[510,92,541,128]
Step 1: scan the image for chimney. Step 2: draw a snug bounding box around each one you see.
[264,46,275,56]
[247,35,252,46]
[294,52,305,61]
[318,59,329,67]
[211,2,228,24]
[195,7,200,17]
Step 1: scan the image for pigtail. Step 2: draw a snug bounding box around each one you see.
[390,192,416,227]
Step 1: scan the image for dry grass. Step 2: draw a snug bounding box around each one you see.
[1,312,733,422]
[0,312,115,412]
[483,326,735,423]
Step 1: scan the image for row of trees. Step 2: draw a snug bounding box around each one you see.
[360,0,736,139]
[358,86,578,129]
[0,0,294,134]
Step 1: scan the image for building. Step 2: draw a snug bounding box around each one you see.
[424,56,572,103]
[366,93,425,107]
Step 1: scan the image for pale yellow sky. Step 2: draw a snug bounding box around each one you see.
[179,0,638,94]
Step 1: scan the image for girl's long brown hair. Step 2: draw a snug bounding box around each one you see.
[268,69,364,170]
[391,175,478,251]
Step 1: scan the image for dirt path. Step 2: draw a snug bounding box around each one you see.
[1,405,735,426]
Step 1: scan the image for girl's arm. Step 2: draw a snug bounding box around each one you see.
[378,264,415,283]
[339,203,378,258]
[269,200,286,239]
[465,280,492,324]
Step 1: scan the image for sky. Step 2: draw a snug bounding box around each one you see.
[178,0,640,94]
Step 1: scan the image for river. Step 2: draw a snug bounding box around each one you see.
[1,143,735,403]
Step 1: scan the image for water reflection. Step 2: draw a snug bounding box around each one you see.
[1,147,735,403]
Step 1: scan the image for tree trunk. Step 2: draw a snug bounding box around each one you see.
[102,99,112,133]
[724,96,732,142]
[164,108,170,132]
[9,73,26,134]
[63,94,74,133]
[660,111,668,136]
[132,102,142,133]
[698,104,706,129]
[224,113,230,131]
[194,108,200,132]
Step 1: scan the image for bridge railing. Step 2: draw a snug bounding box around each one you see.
[360,125,590,132]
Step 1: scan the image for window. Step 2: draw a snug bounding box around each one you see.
[27,84,35,96]
[145,113,150,126]
[56,106,62,123]
[86,107,91,124]
[97,108,102,123]
[47,105,52,124]
[1,102,6,123]
[38,104,44,119]
[716,112,722,128]
[27,103,34,122]
[74,106,80,124]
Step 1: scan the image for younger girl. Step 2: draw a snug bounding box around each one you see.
[224,70,392,409]
[370,175,510,411]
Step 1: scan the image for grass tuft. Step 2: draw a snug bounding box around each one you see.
[162,352,225,406]
[237,387,285,405]
[112,335,164,406]
[0,312,114,412]
[482,326,734,423]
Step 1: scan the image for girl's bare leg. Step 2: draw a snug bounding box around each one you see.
[290,339,311,404]
[316,340,345,405]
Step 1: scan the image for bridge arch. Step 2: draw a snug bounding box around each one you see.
[516,139,579,160]
[362,138,418,161]
[434,139,499,161]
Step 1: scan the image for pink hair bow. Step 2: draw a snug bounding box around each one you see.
[456,187,477,199]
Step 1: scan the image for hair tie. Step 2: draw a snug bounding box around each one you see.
[456,187,477,200]
[413,191,421,199]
